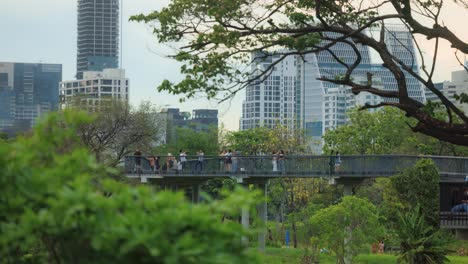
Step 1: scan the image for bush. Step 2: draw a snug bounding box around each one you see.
[390,159,440,227]
[396,206,453,264]
[0,111,260,263]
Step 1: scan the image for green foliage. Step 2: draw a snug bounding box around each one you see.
[0,110,260,263]
[159,125,218,155]
[323,107,468,156]
[224,125,309,154]
[323,107,413,154]
[389,159,440,228]
[310,196,384,263]
[396,206,453,264]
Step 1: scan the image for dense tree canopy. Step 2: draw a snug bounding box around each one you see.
[223,125,309,154]
[131,0,468,146]
[158,126,219,155]
[324,107,468,155]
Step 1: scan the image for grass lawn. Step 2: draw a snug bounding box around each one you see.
[261,247,468,263]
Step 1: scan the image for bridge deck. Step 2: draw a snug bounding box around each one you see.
[123,154,468,182]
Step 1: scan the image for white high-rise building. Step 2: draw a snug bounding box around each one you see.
[322,78,383,133]
[60,68,128,109]
[240,52,297,130]
[428,67,468,113]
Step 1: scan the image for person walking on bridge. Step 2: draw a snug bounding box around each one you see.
[272,150,278,172]
[134,149,142,174]
[278,150,286,174]
[179,150,187,171]
[195,150,204,173]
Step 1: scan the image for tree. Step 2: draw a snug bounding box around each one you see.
[324,107,468,156]
[131,0,468,146]
[324,107,412,155]
[310,196,384,264]
[224,125,309,154]
[158,125,219,155]
[387,158,441,228]
[73,100,163,166]
[0,110,260,263]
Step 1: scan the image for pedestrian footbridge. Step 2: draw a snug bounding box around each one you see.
[123,154,468,183]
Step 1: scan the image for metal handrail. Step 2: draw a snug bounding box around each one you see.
[123,154,468,178]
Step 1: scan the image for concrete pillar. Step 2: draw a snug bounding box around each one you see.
[257,182,268,252]
[343,183,353,196]
[192,184,200,203]
[241,207,250,246]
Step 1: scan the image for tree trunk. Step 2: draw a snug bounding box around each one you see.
[292,221,298,248]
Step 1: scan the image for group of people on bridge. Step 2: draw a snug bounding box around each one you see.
[132,149,205,174]
[130,149,343,176]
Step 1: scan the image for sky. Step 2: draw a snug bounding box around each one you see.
[1,0,467,131]
[0,0,244,130]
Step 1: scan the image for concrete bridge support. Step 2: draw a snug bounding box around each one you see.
[256,182,267,253]
[336,177,367,196]
[237,178,268,252]
[191,184,200,203]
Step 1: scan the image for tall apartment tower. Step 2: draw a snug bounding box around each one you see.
[240,51,297,130]
[77,0,119,79]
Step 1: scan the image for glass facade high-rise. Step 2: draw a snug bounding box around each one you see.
[77,0,119,79]
[0,62,62,135]
[241,25,425,151]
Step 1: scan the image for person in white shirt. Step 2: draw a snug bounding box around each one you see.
[179,149,187,170]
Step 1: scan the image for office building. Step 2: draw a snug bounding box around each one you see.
[77,0,119,79]
[240,52,297,130]
[322,79,383,132]
[241,25,425,149]
[428,67,468,113]
[0,62,62,134]
[60,68,128,109]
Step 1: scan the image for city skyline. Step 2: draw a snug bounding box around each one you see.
[1,0,467,131]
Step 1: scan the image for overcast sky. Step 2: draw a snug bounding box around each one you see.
[1,0,467,131]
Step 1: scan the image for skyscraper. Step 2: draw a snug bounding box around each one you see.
[240,25,425,151]
[0,62,62,135]
[240,51,297,130]
[77,0,119,79]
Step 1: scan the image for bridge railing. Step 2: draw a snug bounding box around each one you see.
[123,155,468,178]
